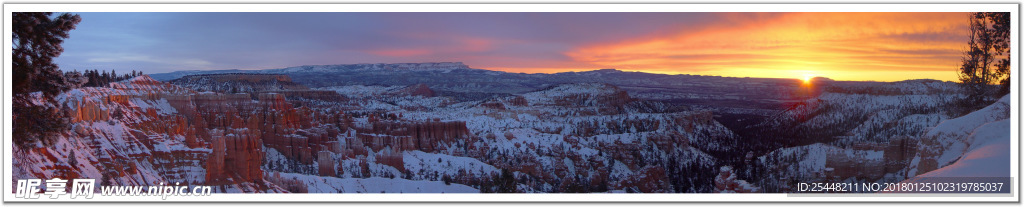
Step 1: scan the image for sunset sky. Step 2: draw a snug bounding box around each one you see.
[54,12,971,82]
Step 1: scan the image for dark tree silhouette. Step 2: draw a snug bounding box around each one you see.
[987,12,1011,96]
[958,12,1010,108]
[12,12,81,147]
[78,69,142,87]
[483,169,518,193]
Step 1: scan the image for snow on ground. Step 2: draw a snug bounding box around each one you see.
[321,85,454,110]
[922,95,1010,168]
[900,95,1010,184]
[275,172,479,193]
[910,119,1010,178]
[925,95,1010,138]
[403,150,499,179]
[130,98,178,115]
[609,161,634,180]
[759,143,835,177]
[519,83,620,106]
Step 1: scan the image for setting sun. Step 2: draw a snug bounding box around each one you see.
[802,75,813,84]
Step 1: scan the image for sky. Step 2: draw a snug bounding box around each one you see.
[53,12,971,82]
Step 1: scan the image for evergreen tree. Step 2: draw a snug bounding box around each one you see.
[12,12,81,147]
[493,169,517,193]
[958,12,1011,108]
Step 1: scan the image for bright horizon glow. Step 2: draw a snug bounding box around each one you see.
[480,66,951,82]
[53,12,973,82]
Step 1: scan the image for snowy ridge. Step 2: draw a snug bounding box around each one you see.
[167,73,308,93]
[907,120,1010,179]
[520,83,630,107]
[323,85,455,111]
[403,150,500,179]
[907,95,1010,177]
[269,62,471,73]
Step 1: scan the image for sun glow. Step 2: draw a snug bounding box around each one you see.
[802,75,813,84]
[559,12,968,82]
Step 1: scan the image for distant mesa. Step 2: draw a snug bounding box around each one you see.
[150,62,473,81]
[168,73,347,102]
[573,68,624,74]
[811,77,834,82]
[169,73,309,93]
[270,62,472,74]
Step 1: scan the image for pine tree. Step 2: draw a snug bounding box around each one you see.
[494,168,517,193]
[12,12,82,147]
[68,151,79,167]
[958,12,1011,108]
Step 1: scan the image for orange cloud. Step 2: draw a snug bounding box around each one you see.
[564,12,970,82]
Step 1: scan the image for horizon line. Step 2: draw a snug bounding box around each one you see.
[135,61,957,83]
